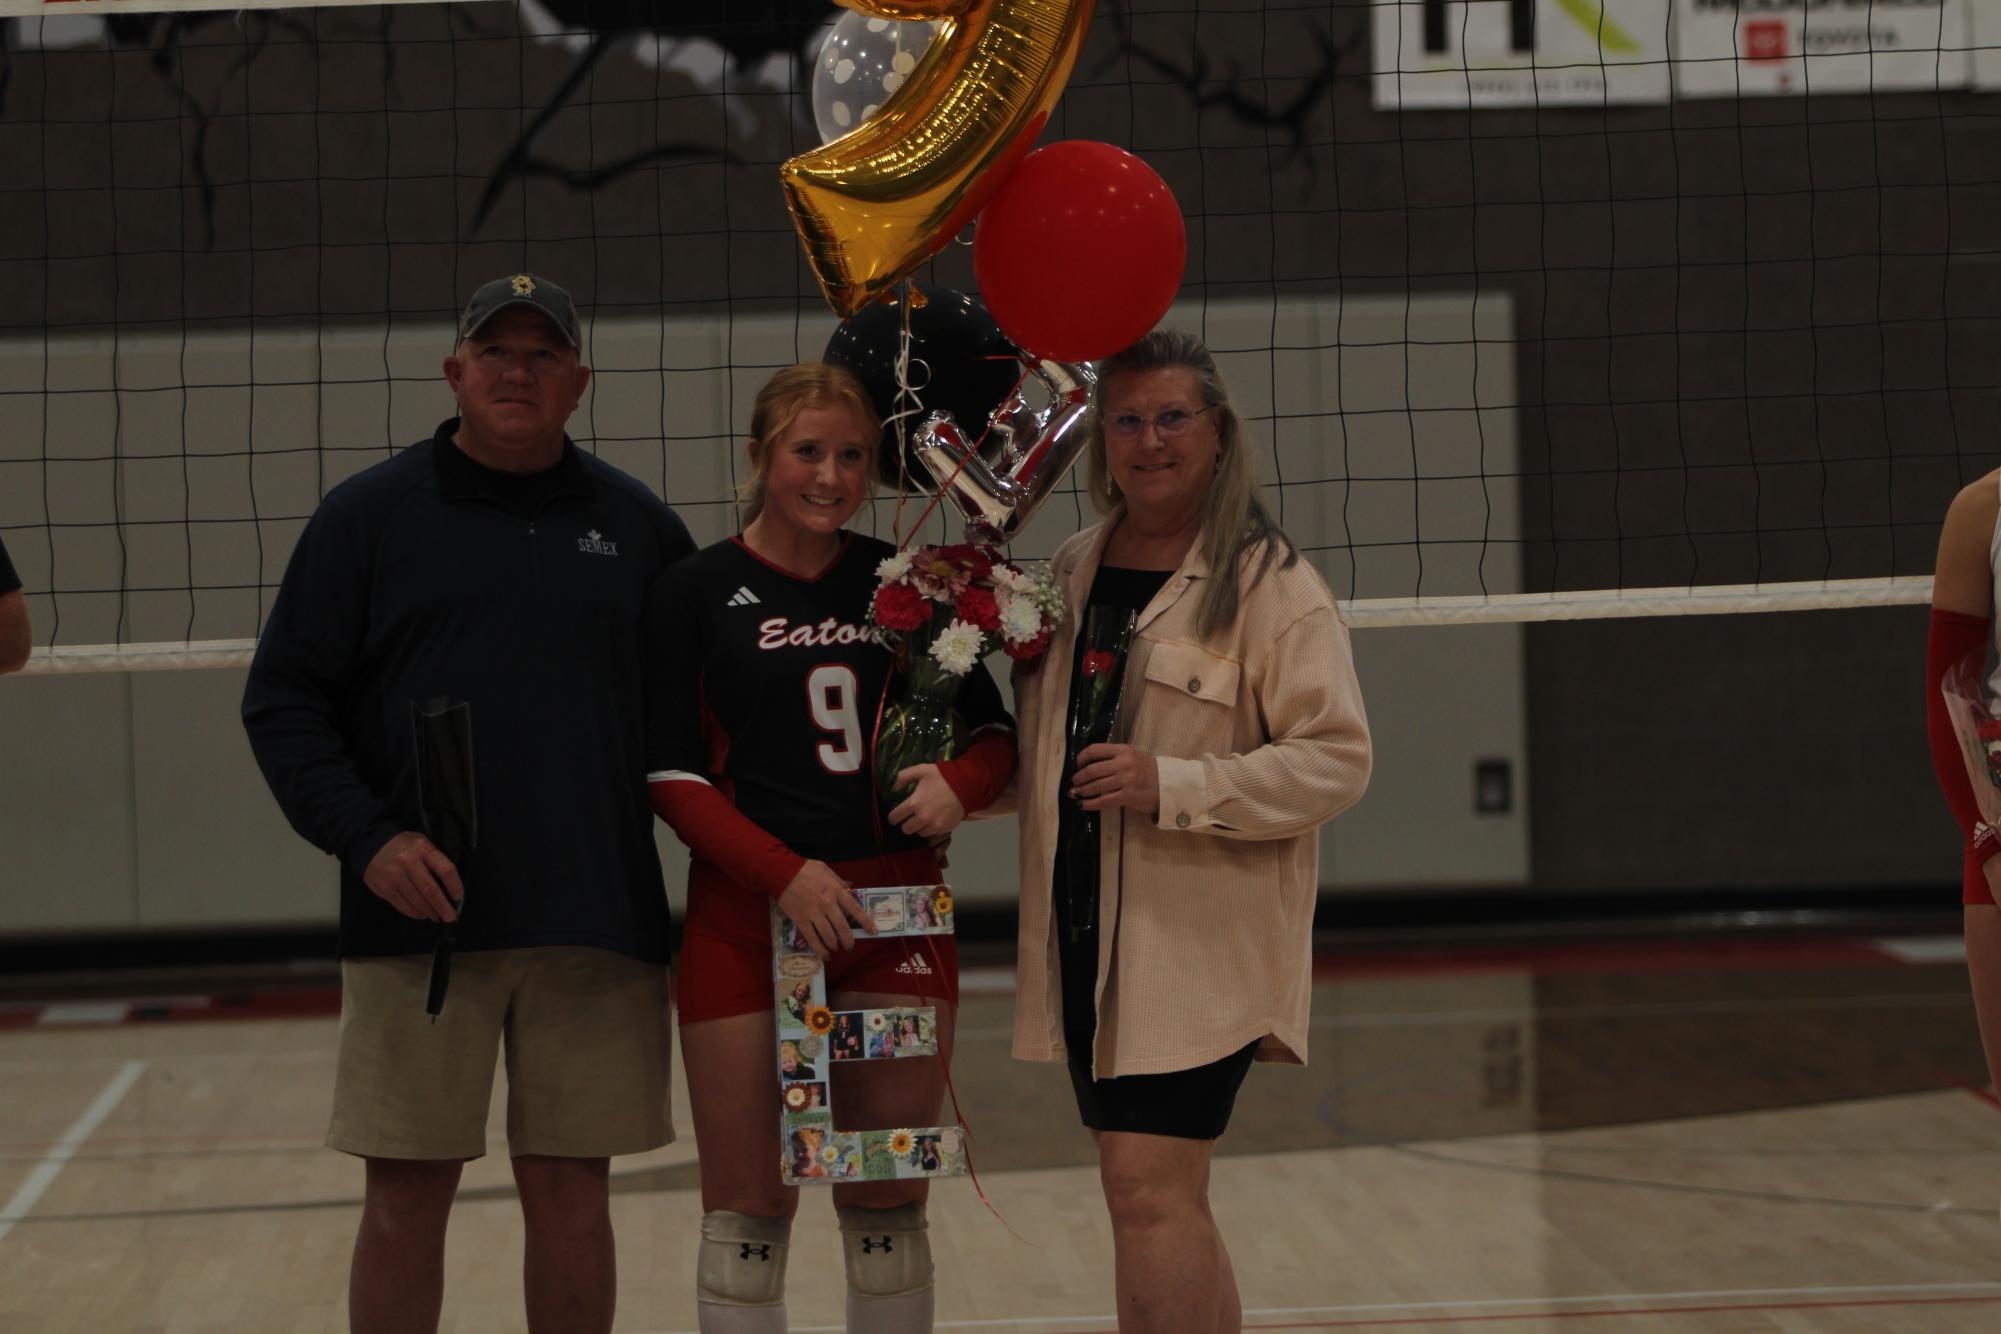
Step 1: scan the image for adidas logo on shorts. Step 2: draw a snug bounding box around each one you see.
[895,956,934,977]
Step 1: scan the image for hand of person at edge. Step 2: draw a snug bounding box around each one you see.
[778,860,875,958]
[363,831,462,923]
[1071,742,1161,816]
[886,763,967,841]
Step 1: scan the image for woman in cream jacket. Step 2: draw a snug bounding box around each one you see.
[1011,330,1371,1334]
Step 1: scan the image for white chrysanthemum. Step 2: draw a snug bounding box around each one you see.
[928,619,983,676]
[991,564,1032,594]
[998,594,1044,643]
[875,552,913,583]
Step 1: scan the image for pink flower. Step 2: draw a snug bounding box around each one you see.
[955,587,1001,633]
[874,583,933,632]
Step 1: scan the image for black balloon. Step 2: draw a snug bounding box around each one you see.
[824,287,1024,487]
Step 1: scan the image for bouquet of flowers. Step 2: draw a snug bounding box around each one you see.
[868,543,1064,806]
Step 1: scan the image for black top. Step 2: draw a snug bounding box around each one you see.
[242,419,696,962]
[643,532,1010,863]
[0,532,18,596]
[1054,564,1173,1052]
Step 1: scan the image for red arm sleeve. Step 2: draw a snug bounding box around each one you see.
[1926,609,2000,888]
[935,725,1018,814]
[648,777,805,901]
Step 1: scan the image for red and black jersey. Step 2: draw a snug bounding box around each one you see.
[643,532,1013,901]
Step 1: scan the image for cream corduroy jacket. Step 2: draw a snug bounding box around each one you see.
[1009,517,1372,1078]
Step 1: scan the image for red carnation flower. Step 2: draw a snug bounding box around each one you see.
[955,586,1001,632]
[874,582,933,632]
[1004,630,1051,662]
[1080,648,1116,679]
[938,543,994,582]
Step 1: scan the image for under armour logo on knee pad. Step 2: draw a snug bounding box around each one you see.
[861,1237,893,1254]
[740,1243,772,1261]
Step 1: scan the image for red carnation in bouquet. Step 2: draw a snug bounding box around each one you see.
[873,582,933,632]
[938,543,995,582]
[1003,629,1051,663]
[867,542,1066,807]
[955,586,1001,633]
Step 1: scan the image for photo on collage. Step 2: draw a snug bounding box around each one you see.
[778,1039,819,1083]
[776,977,812,1032]
[780,1080,828,1116]
[829,1011,867,1062]
[861,1128,933,1179]
[865,888,908,934]
[889,1008,936,1057]
[784,1111,834,1182]
[818,1131,864,1181]
[864,1010,899,1059]
[859,1129,899,1181]
[780,918,817,958]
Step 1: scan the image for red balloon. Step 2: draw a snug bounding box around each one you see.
[973,141,1186,364]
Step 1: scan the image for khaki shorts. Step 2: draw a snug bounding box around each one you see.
[327,946,674,1161]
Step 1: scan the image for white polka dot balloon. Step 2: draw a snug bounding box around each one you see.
[812,10,941,144]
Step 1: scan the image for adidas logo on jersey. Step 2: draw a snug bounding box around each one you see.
[726,586,762,607]
[894,956,934,977]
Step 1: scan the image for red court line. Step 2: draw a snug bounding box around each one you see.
[1312,935,1903,984]
[1034,1291,2001,1332]
[0,935,1942,1030]
[1960,1081,2001,1115]
[0,989,341,1030]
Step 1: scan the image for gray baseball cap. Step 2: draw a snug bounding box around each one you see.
[456,273,581,348]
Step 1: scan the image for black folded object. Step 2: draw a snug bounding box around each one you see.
[1061,605,1140,943]
[411,697,476,1018]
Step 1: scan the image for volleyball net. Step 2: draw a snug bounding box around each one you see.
[1,0,1994,675]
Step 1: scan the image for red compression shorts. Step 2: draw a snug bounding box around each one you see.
[676,848,959,1023]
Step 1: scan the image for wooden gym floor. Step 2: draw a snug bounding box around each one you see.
[4,928,2000,1332]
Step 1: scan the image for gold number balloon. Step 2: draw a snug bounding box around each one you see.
[782,0,1096,318]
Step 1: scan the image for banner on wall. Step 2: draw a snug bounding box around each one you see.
[1673,0,1971,97]
[1371,0,1673,108]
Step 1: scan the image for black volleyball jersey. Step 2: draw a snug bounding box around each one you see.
[643,533,1011,864]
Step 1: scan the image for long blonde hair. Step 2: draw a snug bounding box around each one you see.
[740,363,878,525]
[1086,329,1298,642]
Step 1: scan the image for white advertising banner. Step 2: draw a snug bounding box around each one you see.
[1372,0,1673,108]
[1673,0,1971,97]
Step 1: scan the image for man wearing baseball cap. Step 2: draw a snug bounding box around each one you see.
[244,274,694,1332]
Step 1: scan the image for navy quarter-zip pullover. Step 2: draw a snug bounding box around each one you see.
[243,419,695,961]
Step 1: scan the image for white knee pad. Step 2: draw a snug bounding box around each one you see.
[698,1210,793,1309]
[837,1202,933,1298]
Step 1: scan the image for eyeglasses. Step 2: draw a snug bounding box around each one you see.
[1102,405,1215,441]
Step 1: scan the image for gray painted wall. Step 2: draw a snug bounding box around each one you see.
[0,290,1526,933]
[0,0,1988,930]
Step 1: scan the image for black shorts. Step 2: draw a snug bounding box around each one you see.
[1065,1040,1260,1141]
